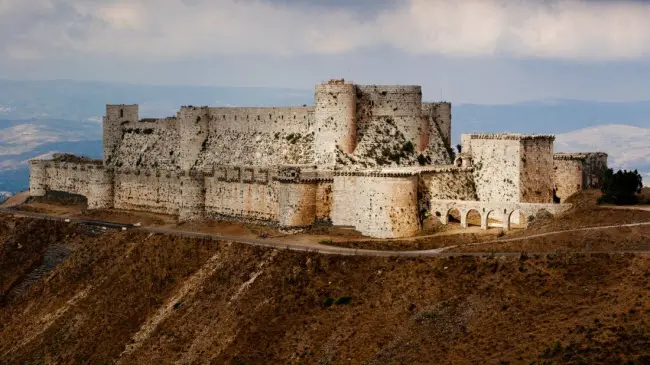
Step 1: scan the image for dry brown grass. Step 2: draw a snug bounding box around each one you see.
[1,214,650,364]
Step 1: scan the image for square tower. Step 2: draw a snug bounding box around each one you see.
[463,134,555,203]
[103,104,138,166]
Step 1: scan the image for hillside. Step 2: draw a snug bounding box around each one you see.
[1,204,650,364]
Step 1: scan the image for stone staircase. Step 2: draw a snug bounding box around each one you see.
[4,244,71,303]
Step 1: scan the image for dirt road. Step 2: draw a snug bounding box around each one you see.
[2,207,649,258]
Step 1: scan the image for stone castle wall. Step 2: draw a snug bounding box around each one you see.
[29,160,114,210]
[553,156,583,203]
[466,136,522,202]
[464,134,555,204]
[29,81,606,240]
[112,118,180,169]
[28,161,331,229]
[204,166,280,222]
[113,170,182,215]
[422,102,451,147]
[331,171,420,238]
[583,153,608,188]
[553,152,608,202]
[103,83,453,173]
[520,137,555,203]
[420,167,477,201]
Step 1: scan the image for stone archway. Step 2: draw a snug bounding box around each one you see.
[486,209,507,229]
[446,208,462,226]
[508,209,526,230]
[464,208,482,228]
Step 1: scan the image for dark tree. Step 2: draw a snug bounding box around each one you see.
[456,144,462,154]
[598,169,643,205]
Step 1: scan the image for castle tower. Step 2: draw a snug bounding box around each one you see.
[357,85,426,151]
[432,102,451,146]
[28,160,48,197]
[463,134,555,204]
[314,81,357,166]
[103,105,138,166]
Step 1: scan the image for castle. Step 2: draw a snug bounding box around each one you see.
[28,80,608,238]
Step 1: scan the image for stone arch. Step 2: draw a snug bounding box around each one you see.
[508,209,525,230]
[485,209,506,229]
[446,207,461,225]
[464,208,482,228]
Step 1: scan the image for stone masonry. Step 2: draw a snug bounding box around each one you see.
[28,79,607,239]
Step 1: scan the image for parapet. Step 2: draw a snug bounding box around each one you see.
[322,79,351,85]
[333,165,473,178]
[466,133,556,142]
[554,152,608,161]
[356,85,422,95]
[275,165,333,183]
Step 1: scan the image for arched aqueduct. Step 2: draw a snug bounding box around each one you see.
[430,200,570,231]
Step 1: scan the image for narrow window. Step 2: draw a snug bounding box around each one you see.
[120,109,124,118]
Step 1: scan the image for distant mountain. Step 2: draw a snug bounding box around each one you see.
[0,79,313,121]
[1,79,649,193]
[0,140,102,194]
[449,99,650,144]
[555,124,650,180]
[0,191,10,203]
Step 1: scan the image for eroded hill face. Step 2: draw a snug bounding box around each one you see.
[1,215,650,364]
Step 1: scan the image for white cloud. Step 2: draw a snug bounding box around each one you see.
[3,0,650,61]
[555,124,650,173]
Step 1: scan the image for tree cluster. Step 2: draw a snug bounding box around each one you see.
[598,168,643,205]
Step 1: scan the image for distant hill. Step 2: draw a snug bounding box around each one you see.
[449,99,650,144]
[0,140,102,194]
[1,79,649,193]
[0,79,313,121]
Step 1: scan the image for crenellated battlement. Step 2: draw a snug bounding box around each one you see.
[467,133,556,141]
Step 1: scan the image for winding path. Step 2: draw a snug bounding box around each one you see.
[1,207,649,258]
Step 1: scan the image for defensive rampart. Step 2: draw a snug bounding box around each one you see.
[29,160,114,210]
[29,160,333,228]
[28,82,606,240]
[102,82,453,172]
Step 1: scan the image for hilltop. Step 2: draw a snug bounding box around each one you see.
[1,191,650,364]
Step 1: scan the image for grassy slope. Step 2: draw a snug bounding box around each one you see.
[0,214,649,364]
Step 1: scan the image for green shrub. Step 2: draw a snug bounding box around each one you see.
[598,168,643,205]
[335,296,352,305]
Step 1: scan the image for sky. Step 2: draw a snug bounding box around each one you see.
[2,0,650,104]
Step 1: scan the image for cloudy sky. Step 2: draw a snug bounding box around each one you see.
[2,0,650,104]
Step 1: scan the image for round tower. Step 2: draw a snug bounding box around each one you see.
[314,81,357,166]
[28,160,48,197]
[357,85,425,151]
